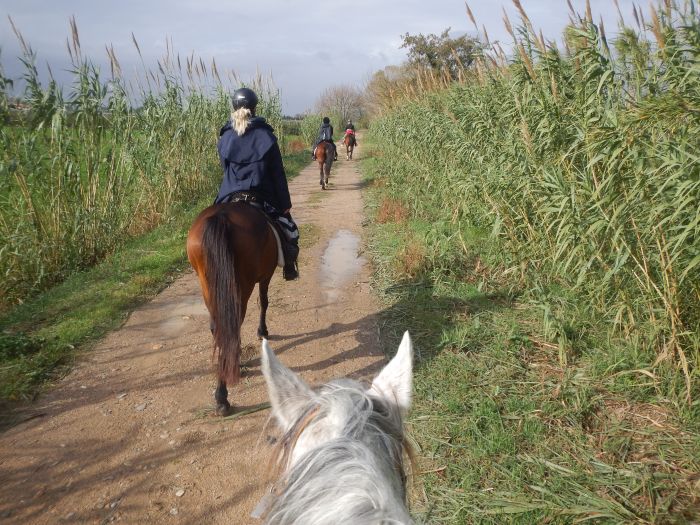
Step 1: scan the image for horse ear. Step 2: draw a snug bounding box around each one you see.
[369,331,413,414]
[261,339,314,431]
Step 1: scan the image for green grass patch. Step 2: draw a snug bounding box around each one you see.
[360,146,700,524]
[283,151,310,181]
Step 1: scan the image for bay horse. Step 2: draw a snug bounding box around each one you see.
[258,332,414,524]
[187,202,278,415]
[315,141,333,190]
[343,131,356,160]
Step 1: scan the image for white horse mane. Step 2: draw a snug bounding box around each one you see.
[261,333,414,525]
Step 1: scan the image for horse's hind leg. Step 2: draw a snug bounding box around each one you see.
[209,312,231,416]
[215,380,230,416]
[257,276,271,339]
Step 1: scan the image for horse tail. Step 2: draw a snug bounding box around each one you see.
[325,144,333,170]
[202,211,241,384]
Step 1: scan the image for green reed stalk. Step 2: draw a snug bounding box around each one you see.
[368,0,700,396]
[0,22,282,311]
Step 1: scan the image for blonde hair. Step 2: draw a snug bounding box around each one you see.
[232,107,252,135]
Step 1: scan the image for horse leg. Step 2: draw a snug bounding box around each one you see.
[213,285,252,415]
[257,276,272,339]
[213,310,230,416]
[215,380,230,416]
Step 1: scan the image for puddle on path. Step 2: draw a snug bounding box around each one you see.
[320,229,366,302]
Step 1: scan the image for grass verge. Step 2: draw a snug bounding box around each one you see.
[360,148,700,524]
[0,154,309,409]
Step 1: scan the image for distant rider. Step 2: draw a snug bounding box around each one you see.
[344,120,357,146]
[312,116,338,161]
[215,87,299,280]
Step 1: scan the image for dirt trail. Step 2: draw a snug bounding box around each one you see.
[0,135,385,524]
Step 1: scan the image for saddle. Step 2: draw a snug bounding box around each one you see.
[219,191,285,267]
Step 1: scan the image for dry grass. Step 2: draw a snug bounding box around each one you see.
[286,138,307,154]
[394,239,426,278]
[376,197,409,224]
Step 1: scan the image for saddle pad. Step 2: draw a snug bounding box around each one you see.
[268,223,285,268]
[246,201,284,268]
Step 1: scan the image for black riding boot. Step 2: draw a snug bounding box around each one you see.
[282,238,299,281]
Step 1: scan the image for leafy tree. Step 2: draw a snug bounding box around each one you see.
[401,28,481,79]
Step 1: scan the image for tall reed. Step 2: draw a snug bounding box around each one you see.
[368,0,700,396]
[0,20,282,311]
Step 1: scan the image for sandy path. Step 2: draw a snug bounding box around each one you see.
[0,136,385,524]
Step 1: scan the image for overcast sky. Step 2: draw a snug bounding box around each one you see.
[0,0,645,114]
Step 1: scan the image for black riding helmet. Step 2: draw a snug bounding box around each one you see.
[231,87,258,111]
[323,116,330,124]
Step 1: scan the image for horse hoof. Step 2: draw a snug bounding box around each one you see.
[216,402,232,417]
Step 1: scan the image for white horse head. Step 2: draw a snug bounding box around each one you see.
[260,332,414,525]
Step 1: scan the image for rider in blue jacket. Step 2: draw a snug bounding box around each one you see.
[215,88,299,280]
[312,116,338,161]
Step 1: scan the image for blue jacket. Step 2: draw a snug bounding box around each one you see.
[215,117,292,211]
[318,123,334,142]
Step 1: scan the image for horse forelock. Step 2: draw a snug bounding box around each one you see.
[265,380,414,524]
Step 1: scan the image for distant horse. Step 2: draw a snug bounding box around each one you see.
[187,202,278,416]
[343,131,356,160]
[315,141,333,190]
[259,332,414,524]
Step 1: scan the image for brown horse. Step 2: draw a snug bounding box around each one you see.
[343,132,356,160]
[316,141,333,189]
[186,202,278,415]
